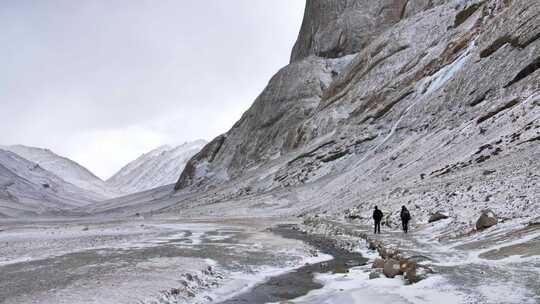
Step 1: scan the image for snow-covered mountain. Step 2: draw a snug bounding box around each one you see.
[1,145,119,198]
[0,149,102,217]
[1,142,206,202]
[107,140,207,194]
[160,0,540,227]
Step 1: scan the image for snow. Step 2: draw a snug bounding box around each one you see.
[0,221,151,266]
[107,140,206,194]
[348,42,476,171]
[326,53,358,77]
[421,39,476,95]
[349,39,477,171]
[1,145,119,198]
[140,221,337,302]
[0,219,339,304]
[0,140,207,211]
[208,252,334,303]
[0,149,104,213]
[299,214,540,304]
[431,227,540,267]
[284,268,465,304]
[477,283,538,304]
[146,222,235,247]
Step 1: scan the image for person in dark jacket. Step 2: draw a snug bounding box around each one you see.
[400,205,411,233]
[373,206,383,234]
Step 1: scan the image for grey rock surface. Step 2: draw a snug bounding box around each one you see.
[129,0,540,232]
[289,0,448,62]
[372,258,385,269]
[476,209,498,230]
[383,258,402,278]
[429,212,450,223]
[175,55,357,189]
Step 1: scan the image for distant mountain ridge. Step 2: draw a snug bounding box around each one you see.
[1,145,119,198]
[0,149,103,217]
[107,140,207,194]
[0,140,206,216]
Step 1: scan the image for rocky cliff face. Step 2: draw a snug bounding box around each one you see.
[176,55,356,189]
[174,0,539,225]
[290,0,446,62]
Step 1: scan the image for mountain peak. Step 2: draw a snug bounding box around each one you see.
[2,140,206,202]
[1,144,136,200]
[107,140,207,194]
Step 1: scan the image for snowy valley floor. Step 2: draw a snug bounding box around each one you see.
[296,217,540,304]
[0,216,539,304]
[0,218,331,304]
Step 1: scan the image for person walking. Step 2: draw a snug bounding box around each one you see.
[373,206,383,234]
[400,205,411,233]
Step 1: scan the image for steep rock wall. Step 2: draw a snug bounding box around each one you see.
[175,55,355,189]
[174,0,539,224]
[289,0,447,62]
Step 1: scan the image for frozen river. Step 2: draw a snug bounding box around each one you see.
[3,217,538,304]
[0,218,330,304]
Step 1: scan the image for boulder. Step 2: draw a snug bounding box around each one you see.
[399,259,416,273]
[528,221,540,227]
[385,247,401,260]
[476,209,498,230]
[383,259,402,278]
[405,266,421,284]
[368,239,380,250]
[344,207,362,220]
[409,265,434,284]
[378,247,388,259]
[429,212,449,223]
[378,246,401,260]
[333,265,349,274]
[398,259,421,283]
[372,258,385,269]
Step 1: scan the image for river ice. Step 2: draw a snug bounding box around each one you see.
[1,216,539,304]
[0,218,328,304]
[287,271,465,304]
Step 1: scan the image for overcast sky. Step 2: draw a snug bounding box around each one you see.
[0,0,305,179]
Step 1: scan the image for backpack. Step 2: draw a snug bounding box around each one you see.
[402,210,411,221]
[373,209,383,221]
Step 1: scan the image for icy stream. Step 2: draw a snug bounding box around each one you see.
[2,218,538,304]
[0,219,330,304]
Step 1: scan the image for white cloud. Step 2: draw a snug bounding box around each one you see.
[65,126,167,180]
[0,0,306,178]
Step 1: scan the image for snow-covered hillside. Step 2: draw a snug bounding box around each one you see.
[1,145,119,198]
[0,141,206,217]
[0,149,102,217]
[2,142,206,201]
[166,0,540,227]
[107,140,206,194]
